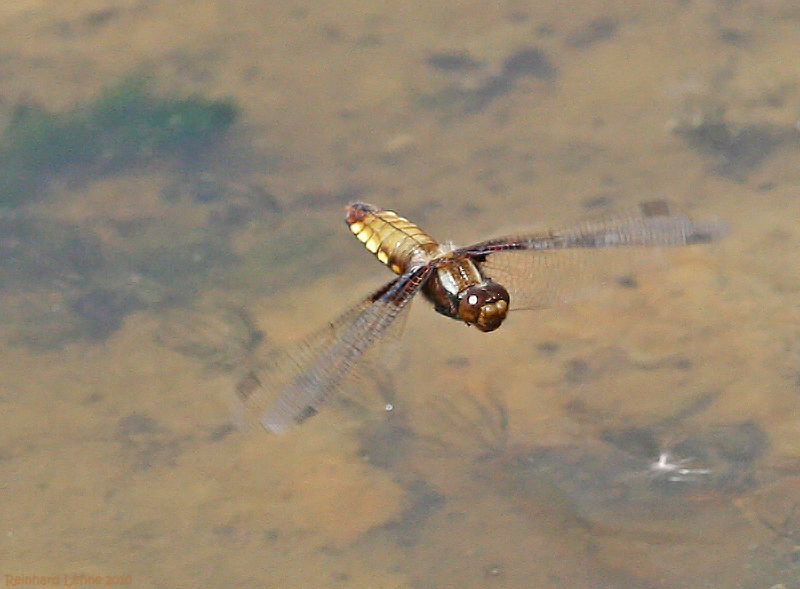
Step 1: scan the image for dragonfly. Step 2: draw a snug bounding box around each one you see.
[235,201,727,433]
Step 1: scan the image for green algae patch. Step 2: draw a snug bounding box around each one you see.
[0,77,238,205]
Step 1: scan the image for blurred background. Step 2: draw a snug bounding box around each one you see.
[1,0,800,587]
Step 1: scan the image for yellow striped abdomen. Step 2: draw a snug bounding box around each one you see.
[345,202,439,274]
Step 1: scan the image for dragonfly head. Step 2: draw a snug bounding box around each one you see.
[458,281,510,332]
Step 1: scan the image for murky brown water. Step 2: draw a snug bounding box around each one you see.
[2,1,800,588]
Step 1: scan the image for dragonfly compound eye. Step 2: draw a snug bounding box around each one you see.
[458,281,510,332]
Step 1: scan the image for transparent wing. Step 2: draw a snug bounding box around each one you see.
[466,206,728,310]
[234,265,431,434]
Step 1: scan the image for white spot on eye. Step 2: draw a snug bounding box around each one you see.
[468,294,479,306]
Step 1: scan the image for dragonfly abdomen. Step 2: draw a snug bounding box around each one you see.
[346,202,439,274]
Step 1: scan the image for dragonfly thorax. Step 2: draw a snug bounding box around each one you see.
[422,255,510,331]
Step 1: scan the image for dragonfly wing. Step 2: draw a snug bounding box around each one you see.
[235,265,431,434]
[479,248,653,309]
[472,209,727,310]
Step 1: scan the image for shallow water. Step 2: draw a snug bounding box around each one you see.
[2,1,800,588]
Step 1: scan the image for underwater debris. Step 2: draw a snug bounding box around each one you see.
[672,109,783,180]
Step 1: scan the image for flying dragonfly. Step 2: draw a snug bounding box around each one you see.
[236,201,727,434]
